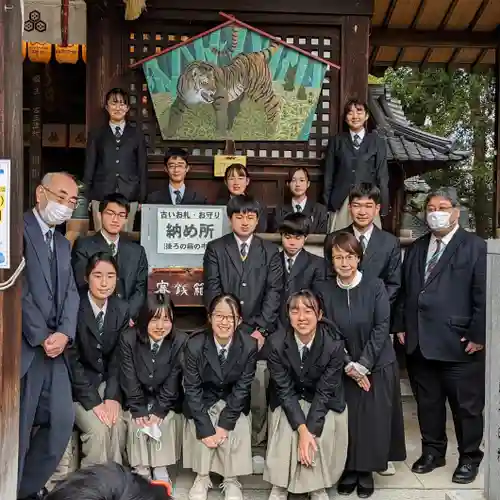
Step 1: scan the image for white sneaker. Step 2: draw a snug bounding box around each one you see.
[311,488,329,500]
[221,478,243,500]
[268,485,288,500]
[378,461,396,476]
[188,474,212,500]
[152,466,170,482]
[132,466,151,480]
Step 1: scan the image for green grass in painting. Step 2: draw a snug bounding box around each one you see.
[151,84,321,141]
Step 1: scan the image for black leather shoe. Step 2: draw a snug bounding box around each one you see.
[452,462,479,484]
[411,454,446,474]
[18,488,48,500]
[337,472,358,495]
[357,473,374,498]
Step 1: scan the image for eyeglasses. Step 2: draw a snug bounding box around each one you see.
[43,186,77,209]
[103,209,127,220]
[333,255,358,263]
[212,313,237,323]
[107,101,128,108]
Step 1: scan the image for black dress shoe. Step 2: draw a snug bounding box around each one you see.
[411,454,446,474]
[452,462,479,484]
[18,487,48,500]
[337,471,358,495]
[357,473,374,498]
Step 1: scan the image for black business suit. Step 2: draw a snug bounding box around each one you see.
[84,123,148,203]
[147,186,207,205]
[72,232,148,321]
[267,323,346,436]
[203,233,283,336]
[325,225,401,304]
[393,227,486,464]
[216,194,268,232]
[120,328,187,418]
[272,200,329,234]
[323,131,389,216]
[279,250,329,325]
[183,327,258,439]
[67,294,130,410]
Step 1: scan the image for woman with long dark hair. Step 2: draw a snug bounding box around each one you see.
[120,292,186,482]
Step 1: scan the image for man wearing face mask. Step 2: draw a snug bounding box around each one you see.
[19,172,80,500]
[393,187,486,485]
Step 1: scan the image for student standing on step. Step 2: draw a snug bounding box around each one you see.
[394,187,486,485]
[272,166,328,234]
[183,294,257,500]
[278,212,330,326]
[67,252,129,467]
[72,194,148,326]
[203,195,283,448]
[84,88,148,232]
[323,99,389,232]
[120,292,186,482]
[147,147,207,205]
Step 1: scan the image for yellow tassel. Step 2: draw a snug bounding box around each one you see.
[123,0,147,21]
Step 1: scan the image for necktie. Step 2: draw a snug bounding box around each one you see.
[109,242,117,256]
[425,239,443,281]
[240,242,248,261]
[219,348,227,367]
[151,342,160,356]
[301,346,310,365]
[359,234,367,253]
[295,204,302,213]
[115,126,122,140]
[174,190,182,205]
[287,257,293,273]
[96,311,104,336]
[353,134,361,148]
[45,231,54,262]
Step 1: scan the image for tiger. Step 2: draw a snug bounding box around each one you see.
[166,44,283,138]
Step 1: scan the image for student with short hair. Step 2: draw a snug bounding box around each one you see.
[147,147,207,205]
[84,87,148,232]
[72,193,148,326]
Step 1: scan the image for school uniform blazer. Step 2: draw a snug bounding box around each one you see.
[322,131,389,215]
[271,200,329,234]
[66,294,130,411]
[146,187,208,205]
[119,328,187,418]
[183,327,258,439]
[267,322,346,437]
[83,123,148,203]
[279,250,330,325]
[72,232,148,321]
[203,233,283,335]
[215,194,268,232]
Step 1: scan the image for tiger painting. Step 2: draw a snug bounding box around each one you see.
[166,45,284,138]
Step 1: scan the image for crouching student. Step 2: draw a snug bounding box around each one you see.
[264,290,348,500]
[183,294,258,500]
[120,292,186,482]
[67,252,129,467]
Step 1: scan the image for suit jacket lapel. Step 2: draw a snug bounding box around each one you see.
[204,335,223,381]
[225,235,243,276]
[242,237,262,280]
[24,211,53,291]
[82,295,101,341]
[356,130,371,155]
[54,231,70,308]
[362,226,380,267]
[301,330,323,376]
[288,250,308,282]
[417,234,431,288]
[223,330,243,377]
[138,340,154,372]
[284,331,302,377]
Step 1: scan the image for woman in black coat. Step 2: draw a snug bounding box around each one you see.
[264,290,348,500]
[120,292,186,482]
[315,232,406,498]
[67,251,130,467]
[183,294,257,500]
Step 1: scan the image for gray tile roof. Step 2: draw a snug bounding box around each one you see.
[368,84,471,164]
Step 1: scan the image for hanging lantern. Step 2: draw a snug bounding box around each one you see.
[27,42,52,64]
[55,44,79,64]
[81,44,86,64]
[22,42,26,60]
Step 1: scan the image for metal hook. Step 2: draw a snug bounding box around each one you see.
[4,4,13,10]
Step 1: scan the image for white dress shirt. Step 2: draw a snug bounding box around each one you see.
[292,197,307,212]
[350,128,366,146]
[88,292,108,318]
[353,224,374,252]
[109,121,126,136]
[283,250,301,273]
[169,183,186,205]
[295,334,314,360]
[100,230,119,254]
[426,224,460,263]
[234,234,253,255]
[150,337,165,350]
[215,338,232,355]
[33,207,54,251]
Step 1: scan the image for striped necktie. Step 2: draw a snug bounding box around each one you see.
[115,126,122,140]
[425,239,443,281]
[219,348,227,367]
[45,231,54,262]
[96,311,104,336]
[174,190,182,205]
[151,342,160,356]
[240,242,248,261]
[359,234,367,253]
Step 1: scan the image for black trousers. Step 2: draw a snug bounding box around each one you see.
[406,348,485,465]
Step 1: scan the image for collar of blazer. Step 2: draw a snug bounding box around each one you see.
[283,327,323,377]
[80,293,120,341]
[224,233,262,276]
[203,327,243,381]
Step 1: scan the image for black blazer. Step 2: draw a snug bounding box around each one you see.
[67,294,130,411]
[119,328,187,418]
[267,323,346,436]
[203,233,283,334]
[183,327,258,439]
[147,186,207,205]
[325,225,401,305]
[215,194,268,232]
[72,232,148,321]
[83,123,148,203]
[393,227,486,362]
[322,132,389,215]
[272,200,329,234]
[279,250,330,325]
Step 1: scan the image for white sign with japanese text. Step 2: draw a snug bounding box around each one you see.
[157,207,224,254]
[0,160,11,269]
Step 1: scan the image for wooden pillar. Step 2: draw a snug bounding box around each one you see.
[494,45,500,237]
[0,0,24,498]
[29,68,43,209]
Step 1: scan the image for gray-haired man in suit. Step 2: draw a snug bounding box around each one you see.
[18,172,80,500]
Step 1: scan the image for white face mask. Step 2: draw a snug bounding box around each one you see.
[40,199,74,226]
[426,211,453,231]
